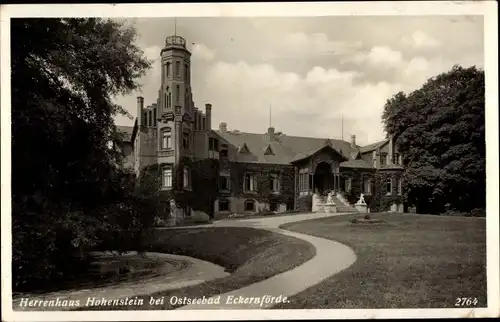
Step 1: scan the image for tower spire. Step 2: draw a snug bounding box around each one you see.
[174,18,177,36]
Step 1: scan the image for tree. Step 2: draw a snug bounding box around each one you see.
[382,65,485,215]
[11,18,151,290]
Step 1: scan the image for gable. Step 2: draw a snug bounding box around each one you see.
[264,144,274,155]
[238,143,251,154]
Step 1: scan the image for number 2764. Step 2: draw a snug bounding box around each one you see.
[455,297,478,307]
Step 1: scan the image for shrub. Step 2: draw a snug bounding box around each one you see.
[192,211,210,223]
[364,214,371,220]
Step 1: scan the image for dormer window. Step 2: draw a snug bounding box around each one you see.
[264,145,274,155]
[238,143,250,154]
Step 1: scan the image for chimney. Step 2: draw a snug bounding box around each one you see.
[267,127,275,141]
[137,96,144,127]
[219,122,227,133]
[205,103,212,131]
[350,135,356,148]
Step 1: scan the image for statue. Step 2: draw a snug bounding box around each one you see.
[170,199,177,224]
[357,193,366,205]
[326,191,334,205]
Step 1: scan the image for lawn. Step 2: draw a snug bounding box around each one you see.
[82,226,315,310]
[274,213,486,309]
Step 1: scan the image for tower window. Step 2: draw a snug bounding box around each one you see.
[183,132,190,150]
[176,85,180,103]
[175,61,180,76]
[164,92,167,110]
[143,112,147,126]
[185,64,189,81]
[168,92,172,109]
[166,62,171,77]
[161,128,172,149]
[153,108,156,126]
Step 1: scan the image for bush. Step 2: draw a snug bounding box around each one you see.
[364,214,371,220]
[192,211,210,223]
[469,208,486,217]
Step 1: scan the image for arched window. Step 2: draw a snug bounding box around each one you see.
[168,92,172,109]
[183,166,190,188]
[166,62,171,77]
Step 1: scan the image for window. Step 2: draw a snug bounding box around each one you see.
[166,62,171,77]
[220,147,228,157]
[269,202,278,212]
[143,112,147,126]
[161,129,172,149]
[183,132,190,150]
[270,174,280,193]
[184,64,189,81]
[183,166,190,188]
[209,138,219,151]
[363,178,372,194]
[219,199,229,212]
[380,153,388,166]
[153,108,157,127]
[168,92,172,109]
[220,176,230,190]
[176,85,180,103]
[244,199,255,212]
[162,167,172,188]
[386,178,392,195]
[393,153,400,165]
[398,178,402,195]
[244,173,257,192]
[299,173,308,191]
[175,61,180,76]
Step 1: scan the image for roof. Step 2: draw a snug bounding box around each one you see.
[216,130,364,165]
[359,139,389,153]
[340,159,373,169]
[116,125,134,142]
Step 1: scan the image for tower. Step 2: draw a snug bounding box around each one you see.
[157,35,194,165]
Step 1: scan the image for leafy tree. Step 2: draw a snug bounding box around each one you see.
[11,18,151,290]
[382,65,485,215]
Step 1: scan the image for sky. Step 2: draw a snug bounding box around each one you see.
[113,16,484,146]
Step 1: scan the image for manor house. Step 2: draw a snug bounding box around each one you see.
[117,35,405,220]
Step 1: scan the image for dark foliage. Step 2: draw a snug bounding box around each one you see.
[382,65,485,215]
[11,18,151,290]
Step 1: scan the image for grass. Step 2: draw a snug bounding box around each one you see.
[273,212,487,309]
[82,226,315,310]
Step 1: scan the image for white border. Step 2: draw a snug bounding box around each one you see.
[1,1,498,320]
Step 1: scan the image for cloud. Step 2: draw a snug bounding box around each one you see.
[402,31,441,49]
[203,61,403,145]
[191,43,215,61]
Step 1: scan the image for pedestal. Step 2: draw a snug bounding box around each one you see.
[324,203,337,213]
[355,203,368,213]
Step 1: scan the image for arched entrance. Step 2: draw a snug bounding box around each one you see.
[313,162,335,194]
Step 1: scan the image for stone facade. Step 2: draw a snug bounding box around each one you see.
[116,34,407,220]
